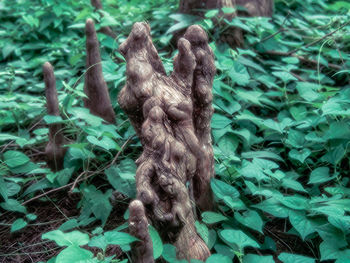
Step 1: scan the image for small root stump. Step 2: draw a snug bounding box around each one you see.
[43,62,67,171]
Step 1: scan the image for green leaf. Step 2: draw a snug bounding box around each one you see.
[206,254,231,263]
[59,219,80,232]
[272,71,297,83]
[3,150,30,168]
[235,90,263,106]
[68,147,96,161]
[11,218,27,232]
[243,254,274,263]
[324,122,350,140]
[229,62,250,86]
[207,229,217,250]
[105,159,136,198]
[205,9,219,18]
[308,167,335,184]
[234,210,264,233]
[87,135,118,151]
[81,185,112,226]
[281,178,307,193]
[68,23,85,29]
[240,161,268,181]
[242,151,283,162]
[0,175,8,201]
[327,1,350,11]
[288,148,311,163]
[149,225,163,259]
[26,213,37,221]
[296,82,321,102]
[195,221,209,244]
[215,98,241,115]
[221,7,236,14]
[100,11,119,27]
[217,133,239,156]
[69,107,103,127]
[104,230,138,245]
[162,244,187,263]
[320,241,350,261]
[238,56,266,73]
[0,133,19,142]
[43,115,63,124]
[285,130,305,148]
[253,198,289,218]
[220,229,260,249]
[55,245,93,263]
[321,145,346,165]
[280,196,308,210]
[42,230,90,247]
[278,253,315,263]
[223,195,246,210]
[328,216,350,234]
[88,235,108,250]
[202,212,228,224]
[288,210,316,240]
[211,179,239,199]
[166,14,198,34]
[263,119,285,133]
[312,205,345,217]
[0,199,27,214]
[9,161,40,174]
[2,42,16,59]
[290,106,307,121]
[211,114,232,129]
[253,158,279,170]
[227,18,252,32]
[162,244,176,261]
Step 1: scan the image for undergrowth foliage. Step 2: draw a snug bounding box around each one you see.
[0,0,350,262]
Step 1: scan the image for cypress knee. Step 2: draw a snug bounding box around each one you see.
[43,62,67,171]
[84,19,116,124]
[118,22,215,261]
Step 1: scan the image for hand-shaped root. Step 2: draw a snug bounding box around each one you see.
[118,23,215,261]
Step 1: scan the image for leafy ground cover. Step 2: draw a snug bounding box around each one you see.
[0,0,350,262]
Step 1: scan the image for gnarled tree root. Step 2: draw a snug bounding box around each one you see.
[119,22,215,261]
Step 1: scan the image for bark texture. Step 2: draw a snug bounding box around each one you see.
[84,19,116,124]
[118,22,215,261]
[43,62,67,171]
[90,0,117,38]
[129,200,154,263]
